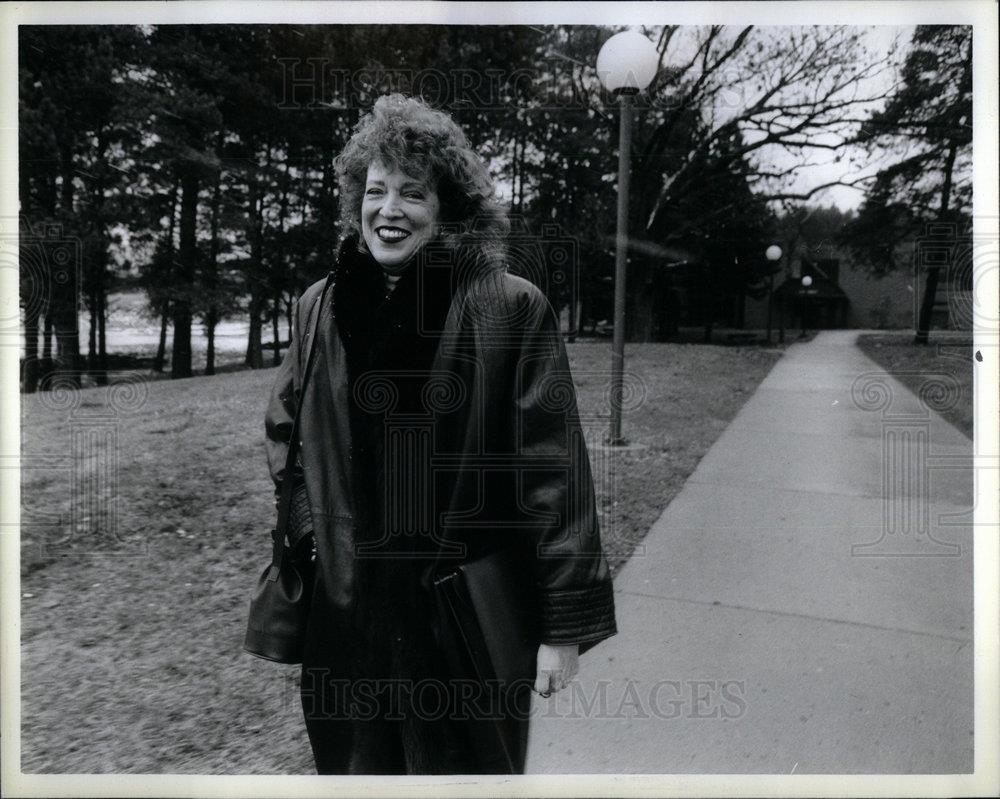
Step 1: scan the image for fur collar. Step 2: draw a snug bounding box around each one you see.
[332,233,457,384]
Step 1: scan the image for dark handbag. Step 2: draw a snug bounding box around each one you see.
[243,275,332,664]
[243,528,315,663]
[432,545,539,773]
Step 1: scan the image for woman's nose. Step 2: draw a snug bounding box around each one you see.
[379,192,404,218]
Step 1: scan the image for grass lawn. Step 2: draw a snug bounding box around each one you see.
[855,332,974,439]
[19,340,784,773]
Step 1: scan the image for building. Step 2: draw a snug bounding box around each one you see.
[743,241,972,333]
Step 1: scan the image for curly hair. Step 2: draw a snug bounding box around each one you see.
[334,94,510,267]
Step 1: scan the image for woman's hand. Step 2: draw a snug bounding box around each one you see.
[534,643,579,697]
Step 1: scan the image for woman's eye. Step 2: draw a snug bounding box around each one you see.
[365,187,383,196]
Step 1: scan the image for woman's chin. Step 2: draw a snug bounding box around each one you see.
[371,241,423,270]
[374,253,408,270]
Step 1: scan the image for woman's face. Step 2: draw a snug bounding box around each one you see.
[361,161,441,271]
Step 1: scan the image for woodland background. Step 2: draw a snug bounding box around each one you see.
[17,24,972,388]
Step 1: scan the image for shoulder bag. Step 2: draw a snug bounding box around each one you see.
[243,274,332,664]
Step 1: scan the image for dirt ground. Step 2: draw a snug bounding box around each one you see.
[19,341,784,774]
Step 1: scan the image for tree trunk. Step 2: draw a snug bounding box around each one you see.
[625,258,655,341]
[244,141,267,369]
[155,183,180,373]
[83,284,108,386]
[23,305,40,393]
[271,289,281,366]
[294,153,310,298]
[90,123,109,387]
[20,140,41,392]
[85,289,107,385]
[96,289,107,385]
[273,153,291,366]
[51,144,81,387]
[627,147,663,343]
[246,292,264,369]
[171,168,198,378]
[914,141,958,346]
[154,300,169,373]
[204,134,224,377]
[43,312,54,360]
[320,134,338,266]
[88,293,97,371]
[914,267,943,346]
[703,265,715,344]
[511,125,522,215]
[516,129,526,211]
[39,309,55,389]
[53,286,81,386]
[205,308,217,376]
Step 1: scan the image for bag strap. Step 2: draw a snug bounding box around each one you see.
[269,273,334,581]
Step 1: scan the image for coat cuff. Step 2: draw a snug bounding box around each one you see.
[537,581,617,647]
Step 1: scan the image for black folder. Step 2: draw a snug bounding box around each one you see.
[433,546,538,772]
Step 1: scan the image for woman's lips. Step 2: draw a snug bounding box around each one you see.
[376,226,411,242]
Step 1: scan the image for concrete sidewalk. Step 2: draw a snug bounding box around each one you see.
[526,330,974,774]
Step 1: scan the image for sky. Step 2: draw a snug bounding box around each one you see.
[493,25,913,213]
[745,26,913,211]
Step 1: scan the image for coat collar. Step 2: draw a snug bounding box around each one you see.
[332,233,458,381]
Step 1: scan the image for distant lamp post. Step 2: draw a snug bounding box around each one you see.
[800,275,814,338]
[597,30,659,446]
[765,245,782,344]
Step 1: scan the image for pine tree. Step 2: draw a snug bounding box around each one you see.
[845,25,972,344]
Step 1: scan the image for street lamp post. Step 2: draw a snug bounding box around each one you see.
[765,244,782,345]
[800,274,814,338]
[597,30,659,446]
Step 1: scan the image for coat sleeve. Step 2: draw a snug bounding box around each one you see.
[509,280,617,650]
[264,284,322,539]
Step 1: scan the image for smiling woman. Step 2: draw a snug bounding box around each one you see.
[360,162,441,272]
[253,94,617,775]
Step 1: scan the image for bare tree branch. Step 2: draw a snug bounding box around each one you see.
[763,177,874,202]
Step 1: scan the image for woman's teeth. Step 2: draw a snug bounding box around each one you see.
[377,228,409,242]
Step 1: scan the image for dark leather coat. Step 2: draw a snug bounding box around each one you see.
[264,236,616,773]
